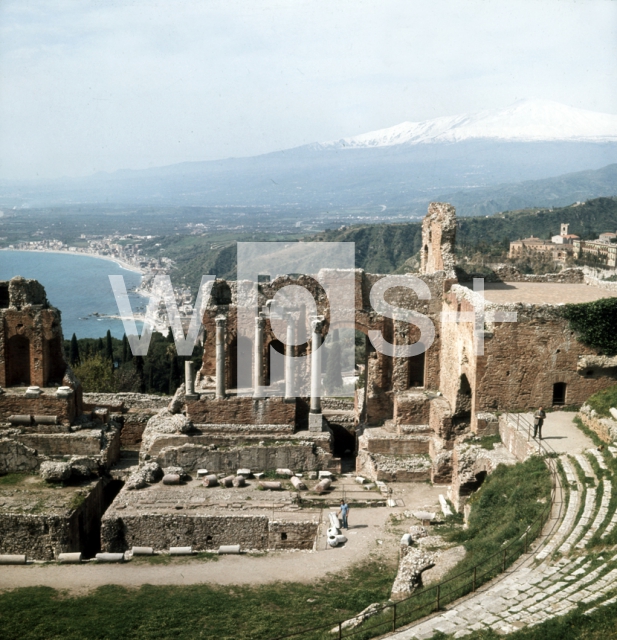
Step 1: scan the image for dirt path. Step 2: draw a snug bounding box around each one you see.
[0,484,443,594]
[520,411,595,454]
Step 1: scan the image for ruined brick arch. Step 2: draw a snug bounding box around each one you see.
[265,339,285,385]
[6,334,30,387]
[454,373,473,420]
[227,334,253,390]
[44,335,66,386]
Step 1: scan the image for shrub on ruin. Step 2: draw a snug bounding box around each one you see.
[562,298,617,355]
[586,384,617,418]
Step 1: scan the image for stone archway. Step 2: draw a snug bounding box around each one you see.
[228,335,253,391]
[265,339,285,386]
[6,334,30,387]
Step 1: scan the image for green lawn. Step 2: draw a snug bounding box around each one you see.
[0,559,396,640]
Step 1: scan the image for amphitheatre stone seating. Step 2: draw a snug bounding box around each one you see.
[386,416,617,639]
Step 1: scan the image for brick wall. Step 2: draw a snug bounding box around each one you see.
[187,396,296,426]
[268,520,318,550]
[0,393,76,424]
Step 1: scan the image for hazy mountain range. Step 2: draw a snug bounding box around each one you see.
[3,99,617,216]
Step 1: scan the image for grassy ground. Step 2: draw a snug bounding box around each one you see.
[0,559,396,640]
[585,384,617,418]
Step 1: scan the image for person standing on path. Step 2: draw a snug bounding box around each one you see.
[533,407,546,440]
[338,499,349,529]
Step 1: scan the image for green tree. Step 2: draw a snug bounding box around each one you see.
[73,354,117,393]
[69,333,80,367]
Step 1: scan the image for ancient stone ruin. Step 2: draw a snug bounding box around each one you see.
[1,202,617,560]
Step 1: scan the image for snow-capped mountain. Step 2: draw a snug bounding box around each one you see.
[3,100,617,213]
[318,99,617,149]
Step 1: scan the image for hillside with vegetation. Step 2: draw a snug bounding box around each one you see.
[150,196,617,289]
[312,196,617,274]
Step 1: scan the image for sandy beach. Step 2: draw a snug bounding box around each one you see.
[0,247,145,276]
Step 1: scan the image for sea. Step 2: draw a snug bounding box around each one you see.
[0,250,146,340]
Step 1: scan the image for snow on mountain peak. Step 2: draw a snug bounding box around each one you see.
[318,99,617,149]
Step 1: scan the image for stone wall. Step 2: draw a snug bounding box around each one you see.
[14,424,121,466]
[0,478,106,560]
[0,438,40,474]
[584,275,617,292]
[267,520,319,550]
[154,441,338,473]
[361,430,430,456]
[101,513,271,552]
[478,306,617,411]
[356,448,431,482]
[578,411,617,443]
[393,391,431,426]
[461,265,585,284]
[83,393,170,447]
[498,415,538,462]
[0,277,67,389]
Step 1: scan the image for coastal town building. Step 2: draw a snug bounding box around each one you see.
[573,231,617,267]
[509,222,579,262]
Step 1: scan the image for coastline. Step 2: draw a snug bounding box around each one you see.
[1,247,172,336]
[0,247,145,276]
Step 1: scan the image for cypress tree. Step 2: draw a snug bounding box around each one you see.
[97,337,104,354]
[122,334,130,363]
[69,333,80,366]
[169,356,181,395]
[105,330,114,361]
[134,355,145,393]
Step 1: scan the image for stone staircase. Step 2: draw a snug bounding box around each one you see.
[109,449,139,480]
[387,445,617,639]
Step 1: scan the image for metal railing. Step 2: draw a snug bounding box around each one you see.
[270,413,561,640]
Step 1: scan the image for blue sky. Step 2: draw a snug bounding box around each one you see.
[0,0,616,179]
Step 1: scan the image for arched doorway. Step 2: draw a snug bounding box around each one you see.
[408,348,425,388]
[44,336,66,386]
[453,373,473,432]
[266,340,285,386]
[228,336,253,391]
[553,382,567,406]
[6,335,30,386]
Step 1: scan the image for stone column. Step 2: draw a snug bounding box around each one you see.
[215,316,226,399]
[254,314,265,397]
[309,318,324,431]
[185,360,197,399]
[284,312,295,401]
